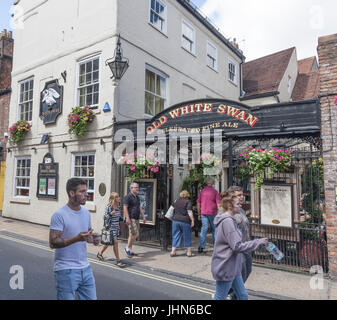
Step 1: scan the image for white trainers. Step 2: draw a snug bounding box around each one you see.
[124,248,132,258]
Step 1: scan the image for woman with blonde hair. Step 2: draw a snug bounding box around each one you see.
[211,193,268,299]
[97,192,126,268]
[170,190,195,257]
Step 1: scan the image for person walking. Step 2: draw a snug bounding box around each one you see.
[123,182,146,258]
[197,177,221,253]
[211,193,268,300]
[227,185,251,300]
[170,190,195,257]
[97,192,126,268]
[49,178,100,300]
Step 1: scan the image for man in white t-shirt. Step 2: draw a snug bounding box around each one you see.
[49,178,99,300]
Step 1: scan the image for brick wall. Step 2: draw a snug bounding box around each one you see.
[317,33,337,278]
[0,29,14,162]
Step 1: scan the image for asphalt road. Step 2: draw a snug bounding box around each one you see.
[0,234,215,300]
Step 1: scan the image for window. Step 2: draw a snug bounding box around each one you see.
[150,0,167,33]
[77,56,100,108]
[14,157,31,196]
[18,78,34,121]
[182,20,195,54]
[145,66,167,116]
[72,153,95,201]
[228,59,238,84]
[207,42,217,70]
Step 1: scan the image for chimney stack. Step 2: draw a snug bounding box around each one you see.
[0,29,14,58]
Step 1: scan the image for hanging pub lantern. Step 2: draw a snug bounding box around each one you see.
[105,34,129,81]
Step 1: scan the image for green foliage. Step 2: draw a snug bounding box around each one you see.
[67,106,95,137]
[9,120,31,145]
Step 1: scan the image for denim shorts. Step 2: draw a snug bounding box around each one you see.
[54,265,97,300]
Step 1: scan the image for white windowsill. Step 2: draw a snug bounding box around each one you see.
[84,202,96,212]
[148,23,168,38]
[10,197,31,205]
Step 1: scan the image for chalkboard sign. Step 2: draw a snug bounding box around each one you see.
[124,179,157,225]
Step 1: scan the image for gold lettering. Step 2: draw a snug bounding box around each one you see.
[227,106,240,118]
[245,114,259,127]
[169,109,180,119]
[180,106,190,115]
[204,104,213,112]
[217,105,227,114]
[235,111,246,121]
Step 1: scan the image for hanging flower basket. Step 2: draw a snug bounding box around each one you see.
[197,154,222,178]
[118,153,160,182]
[67,106,95,137]
[240,146,293,189]
[9,120,32,145]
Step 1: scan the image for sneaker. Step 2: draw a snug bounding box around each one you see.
[124,248,133,258]
[198,247,204,253]
[130,251,138,256]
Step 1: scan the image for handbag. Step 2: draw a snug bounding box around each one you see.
[101,228,112,245]
[165,206,174,220]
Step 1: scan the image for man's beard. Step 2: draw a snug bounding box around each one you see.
[73,194,86,205]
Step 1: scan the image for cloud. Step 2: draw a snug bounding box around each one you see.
[198,0,337,61]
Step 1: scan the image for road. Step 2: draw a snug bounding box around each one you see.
[0,233,215,300]
[0,233,267,301]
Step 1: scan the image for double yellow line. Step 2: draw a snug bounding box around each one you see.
[0,233,214,296]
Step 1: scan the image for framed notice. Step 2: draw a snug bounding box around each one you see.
[260,183,293,228]
[37,153,59,199]
[124,178,157,226]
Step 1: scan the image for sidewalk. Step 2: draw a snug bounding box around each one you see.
[0,216,336,300]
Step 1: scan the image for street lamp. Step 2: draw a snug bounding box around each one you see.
[106,34,129,81]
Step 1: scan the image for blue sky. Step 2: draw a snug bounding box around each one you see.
[0,0,13,32]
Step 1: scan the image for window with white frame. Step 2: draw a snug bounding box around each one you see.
[77,56,100,108]
[149,0,167,33]
[228,59,238,84]
[207,42,217,70]
[72,153,95,201]
[14,157,31,197]
[182,20,195,54]
[145,66,167,116]
[18,78,34,121]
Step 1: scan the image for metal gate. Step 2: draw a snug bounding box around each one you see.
[231,136,328,274]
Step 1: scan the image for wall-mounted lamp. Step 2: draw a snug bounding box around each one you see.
[7,148,11,153]
[100,138,105,146]
[31,147,37,152]
[105,34,129,81]
[62,142,67,149]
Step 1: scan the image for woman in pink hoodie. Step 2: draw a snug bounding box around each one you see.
[211,194,268,300]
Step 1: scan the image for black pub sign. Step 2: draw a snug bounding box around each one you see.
[40,79,63,124]
[37,153,59,199]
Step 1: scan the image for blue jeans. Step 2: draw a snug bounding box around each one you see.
[54,265,97,300]
[199,215,216,249]
[172,220,192,248]
[214,274,248,300]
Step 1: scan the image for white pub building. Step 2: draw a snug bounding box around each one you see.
[3,0,245,231]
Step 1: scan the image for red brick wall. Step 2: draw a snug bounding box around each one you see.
[317,34,337,278]
[0,29,14,162]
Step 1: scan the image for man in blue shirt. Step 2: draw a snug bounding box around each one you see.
[49,178,99,300]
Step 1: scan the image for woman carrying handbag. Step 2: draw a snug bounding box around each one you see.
[97,192,126,268]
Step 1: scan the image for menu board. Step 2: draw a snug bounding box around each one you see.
[260,184,293,228]
[37,153,58,199]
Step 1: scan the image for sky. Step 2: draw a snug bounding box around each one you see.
[0,0,336,62]
[192,0,337,61]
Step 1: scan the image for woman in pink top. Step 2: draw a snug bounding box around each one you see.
[197,177,221,253]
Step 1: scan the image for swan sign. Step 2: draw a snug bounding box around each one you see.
[40,80,63,124]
